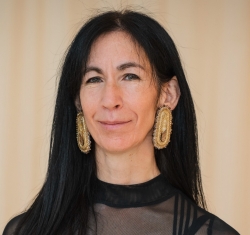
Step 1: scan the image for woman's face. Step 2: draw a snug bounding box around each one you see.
[79,31,160,154]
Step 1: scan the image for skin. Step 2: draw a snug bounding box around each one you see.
[77,31,180,185]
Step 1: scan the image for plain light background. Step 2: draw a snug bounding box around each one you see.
[1,0,249,234]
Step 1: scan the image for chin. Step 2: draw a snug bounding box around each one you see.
[105,144,133,154]
[97,139,138,154]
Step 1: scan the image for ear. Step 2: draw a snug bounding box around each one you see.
[158,76,181,110]
[75,96,82,112]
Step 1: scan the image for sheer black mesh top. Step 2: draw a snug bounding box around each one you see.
[3,174,239,235]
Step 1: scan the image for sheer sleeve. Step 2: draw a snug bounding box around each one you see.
[207,216,239,235]
[171,191,239,235]
[2,214,24,235]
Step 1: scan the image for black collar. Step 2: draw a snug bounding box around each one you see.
[94,174,175,208]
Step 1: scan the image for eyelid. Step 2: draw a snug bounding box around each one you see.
[123,73,140,80]
[85,76,103,83]
[84,73,140,84]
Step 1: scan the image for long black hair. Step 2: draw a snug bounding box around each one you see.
[15,10,206,234]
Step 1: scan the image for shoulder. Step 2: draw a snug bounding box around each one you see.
[192,205,239,235]
[173,191,239,234]
[2,213,25,235]
[207,215,240,235]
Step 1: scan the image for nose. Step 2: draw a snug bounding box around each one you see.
[101,82,123,110]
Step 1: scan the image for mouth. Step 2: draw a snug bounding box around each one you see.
[98,120,132,129]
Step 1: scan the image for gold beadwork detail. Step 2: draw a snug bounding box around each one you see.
[153,106,172,149]
[76,112,91,154]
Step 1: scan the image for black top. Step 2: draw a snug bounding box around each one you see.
[3,174,239,235]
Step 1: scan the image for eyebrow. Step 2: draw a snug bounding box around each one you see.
[117,62,145,71]
[84,66,102,74]
[84,62,145,74]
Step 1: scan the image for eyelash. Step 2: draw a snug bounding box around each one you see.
[85,73,140,84]
[123,73,140,81]
[86,77,102,84]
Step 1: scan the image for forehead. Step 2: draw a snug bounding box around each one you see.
[87,31,150,67]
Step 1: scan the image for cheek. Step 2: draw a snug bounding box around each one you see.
[79,89,97,120]
[128,89,158,128]
[133,83,158,107]
[138,100,157,129]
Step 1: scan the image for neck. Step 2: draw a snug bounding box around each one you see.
[95,142,160,185]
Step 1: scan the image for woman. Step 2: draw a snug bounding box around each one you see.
[3,10,239,235]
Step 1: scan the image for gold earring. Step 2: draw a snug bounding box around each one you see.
[76,112,91,154]
[153,106,172,149]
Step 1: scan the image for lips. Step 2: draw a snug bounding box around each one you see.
[98,120,131,130]
[99,120,131,125]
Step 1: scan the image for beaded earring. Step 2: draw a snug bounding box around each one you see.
[153,106,172,149]
[76,112,91,153]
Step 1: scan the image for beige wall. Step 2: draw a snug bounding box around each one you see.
[1,0,249,234]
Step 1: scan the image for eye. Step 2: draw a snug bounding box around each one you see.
[86,77,102,84]
[123,73,140,81]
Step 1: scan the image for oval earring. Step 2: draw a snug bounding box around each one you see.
[76,112,91,154]
[153,106,173,149]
